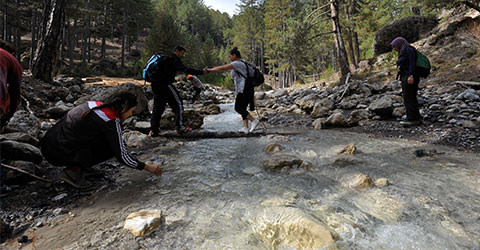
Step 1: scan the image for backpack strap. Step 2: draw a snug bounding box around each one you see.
[234,60,250,80]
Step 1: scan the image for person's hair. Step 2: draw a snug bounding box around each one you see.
[174,45,186,52]
[229,47,241,58]
[0,39,15,55]
[82,90,138,118]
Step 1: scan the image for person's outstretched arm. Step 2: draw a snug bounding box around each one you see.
[208,63,234,72]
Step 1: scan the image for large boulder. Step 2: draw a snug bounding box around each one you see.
[373,15,438,56]
[0,140,43,164]
[89,83,149,116]
[368,96,394,118]
[261,154,303,170]
[4,110,41,138]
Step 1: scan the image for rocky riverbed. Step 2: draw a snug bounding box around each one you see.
[1,70,479,247]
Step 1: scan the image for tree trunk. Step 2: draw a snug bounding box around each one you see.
[330,0,350,83]
[121,1,127,67]
[67,20,73,69]
[14,0,20,61]
[31,0,67,83]
[29,6,37,69]
[81,23,86,67]
[87,0,91,63]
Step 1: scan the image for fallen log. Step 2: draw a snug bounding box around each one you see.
[159,129,302,139]
[2,164,53,183]
[454,81,480,89]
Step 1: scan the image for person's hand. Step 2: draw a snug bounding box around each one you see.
[144,163,163,176]
[203,67,209,75]
[407,76,414,84]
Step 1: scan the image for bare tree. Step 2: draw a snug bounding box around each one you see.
[330,0,350,83]
[31,0,67,83]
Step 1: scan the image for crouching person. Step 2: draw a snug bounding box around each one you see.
[41,91,162,189]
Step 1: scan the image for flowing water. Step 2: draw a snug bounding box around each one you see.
[29,104,480,250]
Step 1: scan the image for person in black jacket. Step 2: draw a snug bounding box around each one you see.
[149,45,209,137]
[391,37,422,127]
[41,91,163,189]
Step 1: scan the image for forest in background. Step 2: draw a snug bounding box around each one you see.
[1,0,479,87]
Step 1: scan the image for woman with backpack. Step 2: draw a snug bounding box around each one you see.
[41,91,163,189]
[391,36,422,127]
[207,47,260,133]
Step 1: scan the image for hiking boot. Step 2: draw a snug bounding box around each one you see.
[249,119,260,133]
[58,168,92,189]
[239,127,249,134]
[177,127,192,134]
[149,130,161,137]
[400,120,422,127]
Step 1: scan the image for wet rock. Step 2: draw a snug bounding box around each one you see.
[0,132,39,147]
[254,208,337,249]
[337,144,356,155]
[341,173,374,189]
[353,189,403,223]
[4,110,41,137]
[266,89,288,99]
[146,156,165,166]
[261,154,303,170]
[330,155,361,166]
[265,143,284,153]
[123,131,148,147]
[243,166,262,175]
[0,140,42,164]
[123,209,162,236]
[202,104,221,115]
[375,178,389,187]
[456,89,479,101]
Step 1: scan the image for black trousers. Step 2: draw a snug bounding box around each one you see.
[234,87,255,120]
[401,75,421,121]
[150,84,186,132]
[41,135,113,170]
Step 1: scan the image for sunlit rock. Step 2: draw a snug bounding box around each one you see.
[337,143,356,155]
[123,131,148,147]
[123,209,162,236]
[243,166,262,175]
[353,189,404,223]
[265,143,284,153]
[254,208,338,250]
[375,178,389,187]
[261,154,303,170]
[341,173,374,189]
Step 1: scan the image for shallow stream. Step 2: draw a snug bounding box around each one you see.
[26,104,480,250]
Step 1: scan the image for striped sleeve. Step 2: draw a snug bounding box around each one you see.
[109,119,145,170]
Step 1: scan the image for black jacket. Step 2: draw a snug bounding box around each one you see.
[397,46,417,77]
[41,102,145,170]
[151,54,204,90]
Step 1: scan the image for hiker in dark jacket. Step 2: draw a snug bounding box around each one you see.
[391,36,422,127]
[41,91,163,189]
[149,45,209,137]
